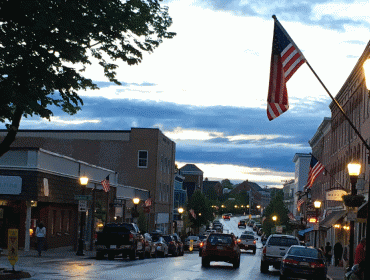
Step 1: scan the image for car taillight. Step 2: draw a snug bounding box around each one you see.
[253,240,256,244]
[262,246,266,255]
[170,241,174,245]
[199,242,204,248]
[156,243,162,247]
[309,262,325,268]
[237,239,241,243]
[129,233,134,242]
[283,258,299,265]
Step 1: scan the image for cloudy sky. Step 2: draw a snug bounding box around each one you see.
[19,0,370,188]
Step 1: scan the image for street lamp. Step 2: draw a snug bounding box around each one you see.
[363,58,370,90]
[313,200,321,248]
[132,197,140,223]
[76,175,89,256]
[347,161,361,268]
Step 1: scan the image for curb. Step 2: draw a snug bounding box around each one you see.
[0,270,31,279]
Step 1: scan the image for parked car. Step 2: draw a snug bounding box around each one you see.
[253,223,262,231]
[261,234,300,272]
[248,220,256,227]
[198,236,208,257]
[171,234,184,256]
[151,235,169,258]
[95,223,145,260]
[143,233,156,258]
[237,234,257,254]
[185,236,200,250]
[280,245,327,280]
[257,228,263,236]
[162,235,179,256]
[238,220,247,228]
[201,233,241,268]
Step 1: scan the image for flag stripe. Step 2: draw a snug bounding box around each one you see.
[305,156,325,189]
[267,18,306,121]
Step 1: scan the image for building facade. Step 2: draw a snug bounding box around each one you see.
[0,128,175,233]
[179,164,203,200]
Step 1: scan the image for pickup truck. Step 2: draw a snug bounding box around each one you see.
[95,223,145,260]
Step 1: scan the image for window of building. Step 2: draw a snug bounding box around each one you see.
[138,150,148,168]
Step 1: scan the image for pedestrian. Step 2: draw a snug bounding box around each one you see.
[36,221,46,256]
[343,244,349,269]
[354,238,366,265]
[334,242,343,266]
[325,242,332,265]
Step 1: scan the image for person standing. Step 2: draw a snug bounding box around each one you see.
[354,238,366,265]
[36,221,46,256]
[325,242,332,265]
[334,242,343,266]
[343,244,349,269]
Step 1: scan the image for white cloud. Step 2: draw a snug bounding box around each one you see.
[177,161,294,188]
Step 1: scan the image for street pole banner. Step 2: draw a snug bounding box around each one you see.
[8,228,18,267]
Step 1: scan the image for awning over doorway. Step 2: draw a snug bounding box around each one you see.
[298,226,314,236]
[320,210,347,229]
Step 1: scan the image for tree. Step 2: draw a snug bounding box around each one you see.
[221,179,233,189]
[186,190,213,232]
[0,0,175,157]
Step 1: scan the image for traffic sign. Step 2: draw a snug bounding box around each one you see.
[8,229,18,267]
[74,195,92,201]
[78,200,88,212]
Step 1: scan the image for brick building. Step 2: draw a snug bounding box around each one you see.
[0,128,175,233]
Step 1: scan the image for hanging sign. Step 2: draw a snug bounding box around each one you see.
[326,190,347,201]
[8,229,18,267]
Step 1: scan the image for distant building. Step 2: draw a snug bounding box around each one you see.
[0,128,175,234]
[179,164,203,200]
[173,173,186,220]
[202,178,223,200]
[292,153,311,216]
[283,179,295,214]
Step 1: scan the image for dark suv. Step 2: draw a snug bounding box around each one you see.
[162,235,179,256]
[238,220,247,228]
[201,233,241,268]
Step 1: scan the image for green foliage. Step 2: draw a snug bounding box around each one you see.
[187,190,213,230]
[262,190,291,236]
[0,0,175,156]
[221,179,233,189]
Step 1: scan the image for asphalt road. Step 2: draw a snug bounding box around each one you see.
[1,216,282,280]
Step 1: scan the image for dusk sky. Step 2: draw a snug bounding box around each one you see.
[17,0,370,188]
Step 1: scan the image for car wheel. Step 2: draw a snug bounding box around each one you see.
[129,249,137,260]
[260,261,269,273]
[202,257,210,267]
[96,252,104,260]
[139,251,145,259]
[253,249,256,254]
[233,257,240,269]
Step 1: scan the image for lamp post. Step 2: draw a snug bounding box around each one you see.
[272,215,277,233]
[313,200,321,248]
[257,205,261,217]
[76,175,89,256]
[177,207,184,234]
[133,197,140,223]
[347,162,361,268]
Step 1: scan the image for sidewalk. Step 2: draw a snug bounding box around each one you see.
[327,264,346,280]
[0,246,95,279]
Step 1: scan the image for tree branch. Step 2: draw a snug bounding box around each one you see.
[0,107,23,157]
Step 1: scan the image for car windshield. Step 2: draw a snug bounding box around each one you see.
[240,234,254,240]
[268,237,299,247]
[208,234,233,245]
[162,236,173,243]
[288,247,319,258]
[152,236,162,242]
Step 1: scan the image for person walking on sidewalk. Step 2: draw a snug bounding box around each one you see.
[334,242,343,266]
[325,242,332,265]
[36,221,46,256]
[354,238,366,265]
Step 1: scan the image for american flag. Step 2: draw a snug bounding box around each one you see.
[101,175,110,192]
[189,209,196,219]
[267,16,306,121]
[305,155,325,190]
[297,198,304,210]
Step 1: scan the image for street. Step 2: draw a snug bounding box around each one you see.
[1,216,281,280]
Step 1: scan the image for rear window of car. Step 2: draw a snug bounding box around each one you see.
[268,237,299,247]
[289,247,319,258]
[240,234,254,240]
[208,234,233,245]
[163,236,173,242]
[103,223,134,233]
[152,236,161,242]
[187,236,199,241]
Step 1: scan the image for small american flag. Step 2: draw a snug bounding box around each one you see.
[101,175,110,192]
[297,198,304,210]
[189,209,196,219]
[305,155,325,190]
[267,16,306,121]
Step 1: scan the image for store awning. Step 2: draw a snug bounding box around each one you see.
[357,202,367,222]
[298,226,314,236]
[320,210,347,229]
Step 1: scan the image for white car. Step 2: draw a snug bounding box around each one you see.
[185,236,200,250]
[151,236,169,257]
[260,234,300,272]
